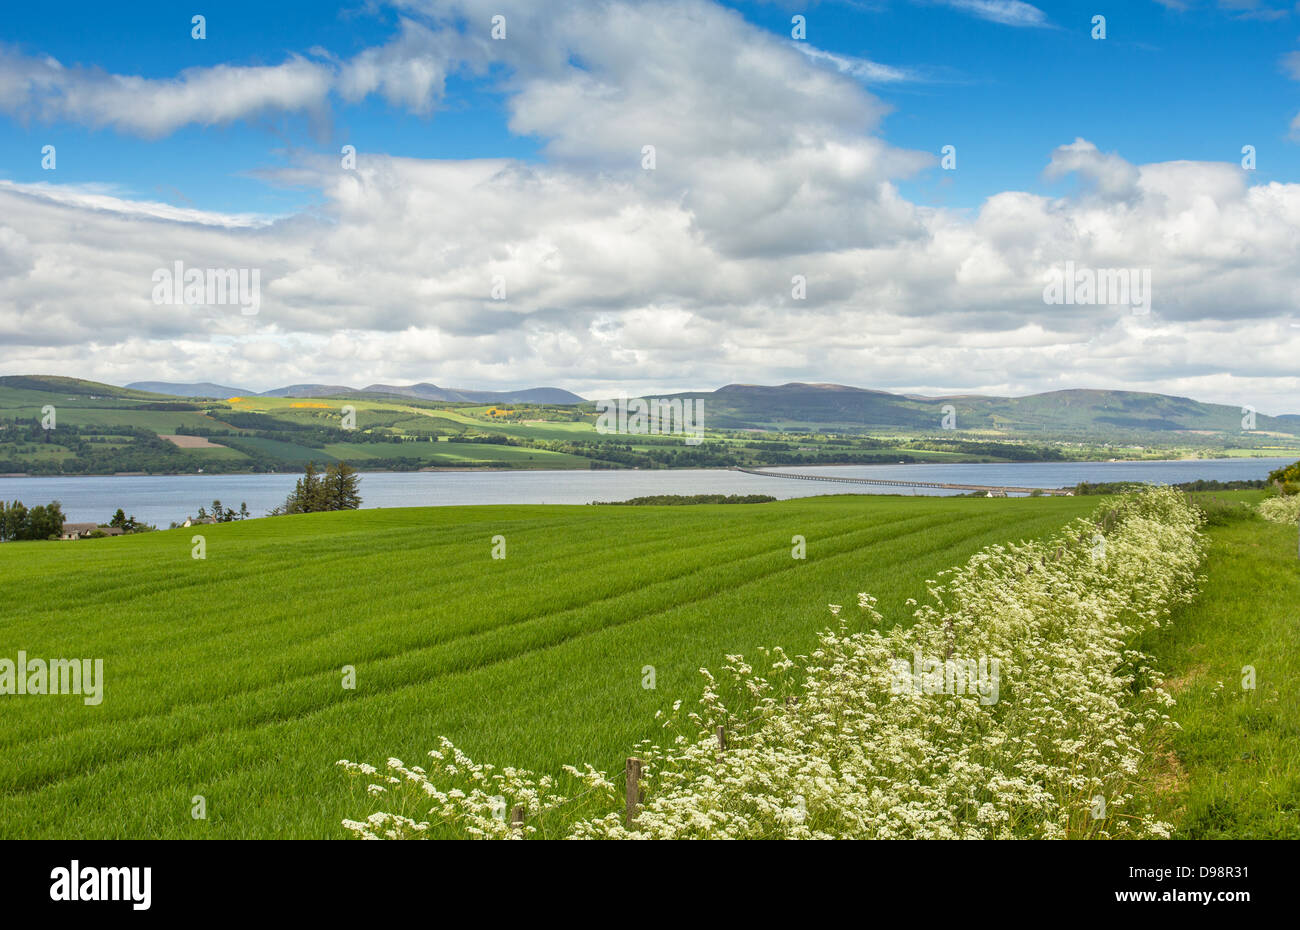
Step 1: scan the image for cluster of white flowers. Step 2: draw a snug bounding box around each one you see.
[342,489,1204,840]
[337,738,617,839]
[1257,494,1300,525]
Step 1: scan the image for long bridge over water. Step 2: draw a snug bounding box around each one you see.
[734,467,1075,497]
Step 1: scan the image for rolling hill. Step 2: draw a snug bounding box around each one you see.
[256,383,360,398]
[666,383,1300,436]
[127,381,255,398]
[133,380,587,405]
[3,374,1297,477]
[355,383,586,405]
[75,377,1300,434]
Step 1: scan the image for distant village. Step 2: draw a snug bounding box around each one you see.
[57,503,250,540]
[0,500,254,542]
[5,463,362,542]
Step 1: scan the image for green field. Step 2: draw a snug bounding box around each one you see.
[1147,495,1300,837]
[0,493,1105,838]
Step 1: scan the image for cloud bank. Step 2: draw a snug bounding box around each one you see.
[0,0,1296,414]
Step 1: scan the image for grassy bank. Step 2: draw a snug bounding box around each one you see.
[1148,495,1300,838]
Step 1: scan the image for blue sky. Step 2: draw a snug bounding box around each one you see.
[2,1,1296,214]
[0,0,1298,411]
[0,1,537,214]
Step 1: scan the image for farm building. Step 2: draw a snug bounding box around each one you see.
[60,523,123,540]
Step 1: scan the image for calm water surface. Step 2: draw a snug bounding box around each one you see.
[0,458,1290,526]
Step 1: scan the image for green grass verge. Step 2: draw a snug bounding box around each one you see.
[1147,500,1300,838]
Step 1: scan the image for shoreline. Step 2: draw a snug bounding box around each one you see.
[0,454,1285,480]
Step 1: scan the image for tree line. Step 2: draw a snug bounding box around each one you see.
[0,500,66,541]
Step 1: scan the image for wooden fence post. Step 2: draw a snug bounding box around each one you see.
[510,805,525,832]
[625,757,642,826]
[716,726,726,753]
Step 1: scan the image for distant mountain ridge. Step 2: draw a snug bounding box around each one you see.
[11,376,1298,436]
[256,384,357,398]
[655,382,1300,436]
[128,381,252,398]
[357,383,585,405]
[126,380,587,405]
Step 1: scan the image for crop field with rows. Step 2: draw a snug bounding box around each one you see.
[0,493,1101,838]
